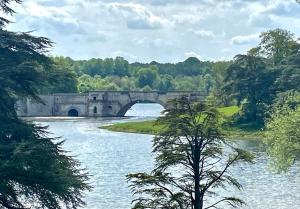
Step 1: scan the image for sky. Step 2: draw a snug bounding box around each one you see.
[6,0,300,63]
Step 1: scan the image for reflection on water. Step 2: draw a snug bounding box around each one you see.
[32,104,300,209]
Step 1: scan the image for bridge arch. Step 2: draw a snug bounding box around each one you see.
[116,99,166,117]
[67,108,79,117]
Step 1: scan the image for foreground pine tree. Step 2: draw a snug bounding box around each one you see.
[128,97,253,209]
[0,1,90,208]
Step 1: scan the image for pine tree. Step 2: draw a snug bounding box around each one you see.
[0,1,90,208]
[128,97,253,209]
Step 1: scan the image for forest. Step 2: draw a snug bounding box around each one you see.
[45,56,217,93]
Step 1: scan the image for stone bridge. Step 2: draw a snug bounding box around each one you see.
[16,91,207,117]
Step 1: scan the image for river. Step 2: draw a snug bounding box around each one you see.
[32,104,300,209]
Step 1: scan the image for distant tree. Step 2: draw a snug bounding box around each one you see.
[211,61,231,105]
[114,56,129,76]
[203,74,213,94]
[258,29,299,65]
[157,74,175,91]
[101,58,113,76]
[264,91,300,172]
[0,1,90,208]
[174,76,198,91]
[176,57,209,76]
[128,97,253,209]
[223,55,276,124]
[39,57,78,93]
[136,66,159,88]
[273,52,300,92]
[142,85,153,91]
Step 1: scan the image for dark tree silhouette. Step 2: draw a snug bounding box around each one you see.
[0,1,91,208]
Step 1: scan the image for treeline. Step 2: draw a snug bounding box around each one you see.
[46,56,221,93]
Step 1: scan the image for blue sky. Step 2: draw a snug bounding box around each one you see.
[7,0,300,63]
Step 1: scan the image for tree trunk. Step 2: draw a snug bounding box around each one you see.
[194,146,202,209]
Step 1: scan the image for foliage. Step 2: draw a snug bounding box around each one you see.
[127,98,253,209]
[264,91,300,172]
[52,56,216,93]
[222,29,300,126]
[136,66,159,88]
[223,55,275,124]
[0,1,90,208]
[39,57,78,93]
[273,52,300,93]
[210,61,231,106]
[257,29,299,65]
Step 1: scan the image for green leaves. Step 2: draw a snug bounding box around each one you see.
[0,0,22,27]
[128,98,252,209]
[0,1,90,208]
[258,29,299,65]
[264,98,300,172]
[223,54,275,124]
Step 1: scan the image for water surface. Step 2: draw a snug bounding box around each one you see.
[33,104,300,209]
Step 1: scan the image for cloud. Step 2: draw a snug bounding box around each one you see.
[193,30,215,39]
[7,0,300,63]
[248,0,300,28]
[184,51,203,60]
[112,50,137,61]
[108,3,169,30]
[231,33,260,45]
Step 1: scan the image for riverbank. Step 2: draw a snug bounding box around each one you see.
[101,106,263,140]
[101,120,262,139]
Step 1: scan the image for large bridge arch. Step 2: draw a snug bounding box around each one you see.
[116,99,167,117]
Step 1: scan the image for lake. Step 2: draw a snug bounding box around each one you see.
[32,103,300,209]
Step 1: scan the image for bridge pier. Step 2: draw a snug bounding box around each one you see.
[16,91,206,117]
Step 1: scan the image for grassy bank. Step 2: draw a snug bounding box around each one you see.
[101,106,263,139]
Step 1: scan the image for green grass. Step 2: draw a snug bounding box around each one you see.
[101,106,263,140]
[218,106,240,117]
[102,120,164,135]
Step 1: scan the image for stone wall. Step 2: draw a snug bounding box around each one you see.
[16,91,206,117]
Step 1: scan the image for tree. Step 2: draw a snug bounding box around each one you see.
[211,61,231,106]
[258,29,299,65]
[136,66,159,88]
[128,97,253,209]
[0,1,90,208]
[39,57,78,93]
[114,56,129,76]
[157,74,174,91]
[264,91,300,172]
[223,55,276,124]
[273,52,300,92]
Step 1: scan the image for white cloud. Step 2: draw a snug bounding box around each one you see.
[184,51,203,60]
[19,1,73,23]
[248,0,300,27]
[231,33,260,45]
[108,3,169,29]
[6,0,300,62]
[193,30,215,39]
[171,12,203,24]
